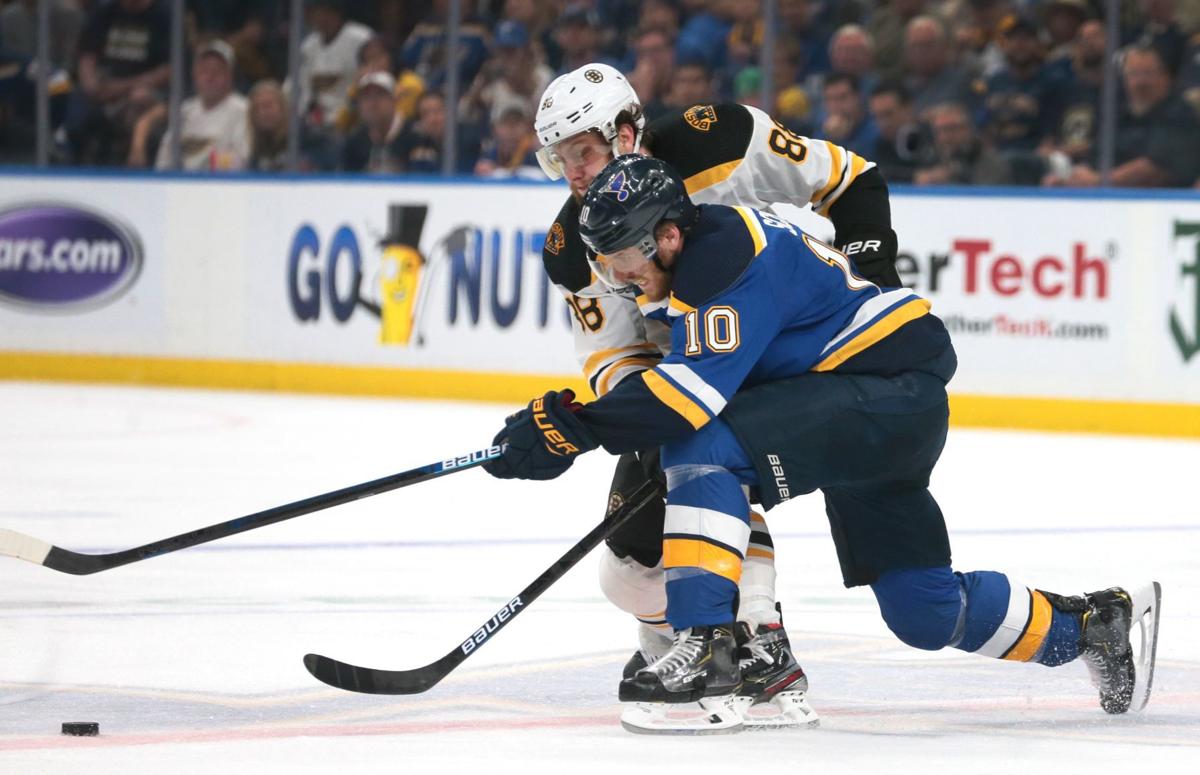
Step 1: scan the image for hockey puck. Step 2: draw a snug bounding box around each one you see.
[61,722,99,737]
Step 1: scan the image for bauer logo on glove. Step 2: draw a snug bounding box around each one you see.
[483,390,599,480]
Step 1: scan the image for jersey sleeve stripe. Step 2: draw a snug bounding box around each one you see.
[662,538,743,584]
[733,206,767,256]
[816,152,873,216]
[657,362,728,416]
[638,294,670,315]
[814,297,931,372]
[596,355,662,396]
[811,141,845,204]
[583,343,660,380]
[683,159,742,195]
[642,369,712,429]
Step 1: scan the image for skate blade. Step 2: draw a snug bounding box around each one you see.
[1128,581,1162,713]
[620,696,744,735]
[733,692,821,730]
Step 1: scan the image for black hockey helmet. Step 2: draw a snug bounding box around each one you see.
[578,155,698,268]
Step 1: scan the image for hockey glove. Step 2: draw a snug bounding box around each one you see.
[837,225,900,287]
[483,389,600,480]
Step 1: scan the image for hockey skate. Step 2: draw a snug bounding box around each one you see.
[1079,583,1162,714]
[618,624,744,735]
[732,621,820,729]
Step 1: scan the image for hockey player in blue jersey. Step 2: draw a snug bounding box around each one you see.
[483,155,1161,735]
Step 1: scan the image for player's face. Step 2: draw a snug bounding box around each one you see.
[606,225,681,302]
[555,132,615,199]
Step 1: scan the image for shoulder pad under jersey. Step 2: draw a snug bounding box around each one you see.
[646,103,754,183]
[542,195,592,293]
[670,205,758,308]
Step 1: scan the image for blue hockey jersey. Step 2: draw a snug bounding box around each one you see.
[577,204,950,453]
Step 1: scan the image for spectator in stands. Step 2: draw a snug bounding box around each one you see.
[341,70,403,173]
[1133,0,1187,75]
[676,0,736,73]
[725,0,764,79]
[778,0,835,76]
[869,0,928,83]
[0,0,83,69]
[335,35,423,134]
[1044,19,1106,168]
[244,78,337,172]
[1053,45,1200,188]
[401,0,489,92]
[637,0,682,39]
[0,47,72,163]
[663,60,715,111]
[553,4,619,77]
[462,20,552,127]
[914,101,1012,185]
[143,40,249,171]
[186,0,276,87]
[903,15,976,115]
[867,81,928,183]
[394,90,479,173]
[820,73,878,157]
[980,15,1068,153]
[830,24,878,91]
[1042,0,1091,72]
[627,26,676,121]
[474,104,540,179]
[1179,34,1200,117]
[66,0,170,165]
[291,0,373,130]
[953,0,1013,78]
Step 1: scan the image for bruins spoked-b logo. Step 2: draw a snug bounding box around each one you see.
[584,69,604,83]
[545,222,566,255]
[684,104,718,131]
[1169,220,1200,363]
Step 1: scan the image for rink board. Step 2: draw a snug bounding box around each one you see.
[1,171,1199,436]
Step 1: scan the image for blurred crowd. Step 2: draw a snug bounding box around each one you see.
[1,0,1199,187]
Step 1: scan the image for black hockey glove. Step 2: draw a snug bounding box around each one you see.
[837,225,900,287]
[483,389,600,481]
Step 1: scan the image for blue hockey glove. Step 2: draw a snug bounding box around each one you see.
[483,390,600,480]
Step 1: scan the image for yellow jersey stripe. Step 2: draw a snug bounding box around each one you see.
[662,538,743,584]
[746,546,775,560]
[814,298,931,372]
[583,343,659,380]
[642,370,711,429]
[1004,590,1053,662]
[683,160,741,195]
[818,152,870,216]
[668,295,697,315]
[597,355,661,396]
[733,206,766,256]
[812,141,844,204]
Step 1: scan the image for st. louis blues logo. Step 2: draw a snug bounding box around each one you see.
[605,171,630,202]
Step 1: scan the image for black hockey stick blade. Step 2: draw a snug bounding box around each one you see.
[303,478,662,695]
[0,446,504,575]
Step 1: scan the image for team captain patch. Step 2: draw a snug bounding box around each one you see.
[684,104,718,131]
[545,222,566,254]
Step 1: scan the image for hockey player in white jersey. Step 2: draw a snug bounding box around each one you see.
[531,63,899,730]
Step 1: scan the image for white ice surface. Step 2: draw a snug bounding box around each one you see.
[0,382,1196,774]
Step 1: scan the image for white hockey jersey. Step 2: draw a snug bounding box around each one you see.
[542,103,876,397]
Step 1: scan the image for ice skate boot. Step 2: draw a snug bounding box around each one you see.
[732,621,819,729]
[621,623,673,679]
[1079,583,1161,714]
[618,624,743,735]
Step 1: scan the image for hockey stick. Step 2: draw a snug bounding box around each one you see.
[0,445,504,576]
[303,477,662,695]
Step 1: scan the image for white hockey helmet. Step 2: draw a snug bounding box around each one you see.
[534,63,645,180]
